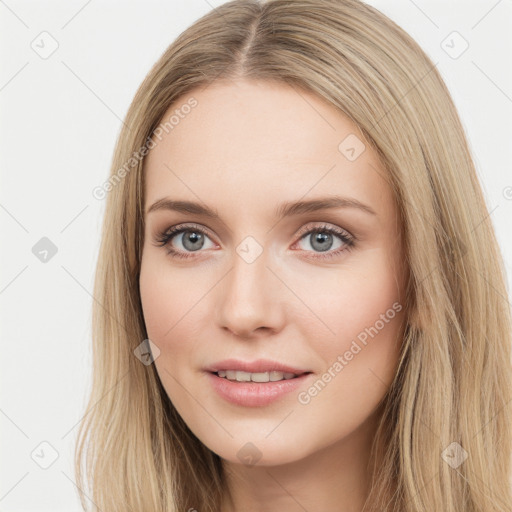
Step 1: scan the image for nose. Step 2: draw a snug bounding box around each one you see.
[216,248,285,339]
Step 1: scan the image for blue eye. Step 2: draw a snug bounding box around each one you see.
[294,224,355,259]
[154,223,215,259]
[154,222,355,260]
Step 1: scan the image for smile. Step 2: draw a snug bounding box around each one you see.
[206,371,312,407]
[215,370,299,382]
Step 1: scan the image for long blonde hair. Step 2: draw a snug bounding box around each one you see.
[75,1,512,510]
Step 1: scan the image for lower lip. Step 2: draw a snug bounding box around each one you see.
[206,371,312,407]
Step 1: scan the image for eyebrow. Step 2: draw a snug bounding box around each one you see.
[146,196,377,218]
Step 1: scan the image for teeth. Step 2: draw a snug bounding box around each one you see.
[216,370,298,382]
[236,370,252,382]
[269,371,284,381]
[249,371,269,382]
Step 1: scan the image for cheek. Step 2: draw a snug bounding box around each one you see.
[139,255,214,378]
[294,255,403,342]
[300,256,405,393]
[139,254,204,340]
[139,258,192,393]
[293,282,404,452]
[139,257,201,413]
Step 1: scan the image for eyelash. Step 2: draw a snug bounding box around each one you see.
[153,222,356,261]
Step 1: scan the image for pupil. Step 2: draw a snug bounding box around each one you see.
[311,232,333,252]
[183,231,204,251]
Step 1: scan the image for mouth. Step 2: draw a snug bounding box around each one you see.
[204,358,310,377]
[205,361,314,407]
[212,370,309,382]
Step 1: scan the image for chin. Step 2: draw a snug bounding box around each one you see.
[207,436,313,468]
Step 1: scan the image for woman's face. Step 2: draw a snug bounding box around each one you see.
[139,79,407,466]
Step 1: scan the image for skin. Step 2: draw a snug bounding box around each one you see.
[139,78,408,512]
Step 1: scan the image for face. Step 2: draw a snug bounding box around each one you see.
[139,78,407,466]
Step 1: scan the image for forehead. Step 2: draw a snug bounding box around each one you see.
[143,79,394,221]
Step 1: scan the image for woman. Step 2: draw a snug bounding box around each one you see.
[75,1,512,510]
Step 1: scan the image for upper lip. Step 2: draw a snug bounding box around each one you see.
[205,358,310,375]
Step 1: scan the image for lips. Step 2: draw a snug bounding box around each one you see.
[217,369,298,382]
[206,370,313,407]
[204,358,310,376]
[204,358,313,406]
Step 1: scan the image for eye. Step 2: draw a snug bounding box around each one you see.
[292,223,355,259]
[153,223,216,260]
[153,222,356,261]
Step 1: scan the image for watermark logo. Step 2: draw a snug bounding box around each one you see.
[134,339,161,365]
[236,236,264,264]
[236,442,262,467]
[441,31,469,60]
[441,442,468,469]
[31,31,59,59]
[30,441,59,469]
[338,133,366,162]
[32,237,58,263]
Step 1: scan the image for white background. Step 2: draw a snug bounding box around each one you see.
[1,0,511,510]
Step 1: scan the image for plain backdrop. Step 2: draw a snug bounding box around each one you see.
[1,0,511,510]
